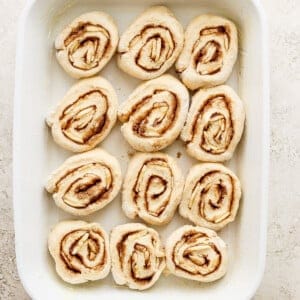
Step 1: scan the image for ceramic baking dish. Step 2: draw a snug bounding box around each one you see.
[13,0,269,299]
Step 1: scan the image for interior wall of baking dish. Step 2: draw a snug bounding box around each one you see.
[14,0,267,299]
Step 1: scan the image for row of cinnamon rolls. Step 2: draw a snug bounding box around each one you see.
[47,74,245,162]
[46,149,241,231]
[55,7,238,91]
[49,221,227,289]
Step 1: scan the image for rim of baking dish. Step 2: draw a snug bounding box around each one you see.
[13,0,269,299]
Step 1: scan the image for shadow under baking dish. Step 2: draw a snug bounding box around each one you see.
[13,0,269,299]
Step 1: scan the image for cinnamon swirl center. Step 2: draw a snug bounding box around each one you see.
[129,90,179,138]
[64,23,111,71]
[189,171,234,224]
[60,229,107,273]
[117,230,163,285]
[191,95,234,154]
[56,163,113,209]
[128,25,175,72]
[59,90,109,145]
[133,159,173,217]
[192,26,230,76]
[173,231,222,276]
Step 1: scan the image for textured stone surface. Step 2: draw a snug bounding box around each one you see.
[254,0,300,299]
[0,0,299,299]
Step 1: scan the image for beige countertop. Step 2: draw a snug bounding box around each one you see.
[0,0,299,299]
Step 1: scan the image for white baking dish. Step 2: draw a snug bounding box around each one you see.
[13,0,269,299]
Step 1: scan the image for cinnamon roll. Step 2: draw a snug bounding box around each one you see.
[181,85,245,162]
[110,223,165,290]
[48,220,110,284]
[55,12,118,78]
[118,6,184,80]
[118,74,189,152]
[176,15,238,90]
[179,163,241,231]
[165,225,228,282]
[45,148,122,216]
[47,77,118,153]
[122,153,184,225]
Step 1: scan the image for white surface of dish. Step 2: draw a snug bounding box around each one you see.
[13,0,269,299]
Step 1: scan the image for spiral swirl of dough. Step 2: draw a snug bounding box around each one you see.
[122,153,184,225]
[110,223,165,290]
[45,148,122,216]
[48,220,110,284]
[176,15,238,90]
[118,6,184,80]
[181,85,245,162]
[55,11,118,78]
[47,77,118,153]
[179,163,242,230]
[165,225,228,282]
[119,74,189,152]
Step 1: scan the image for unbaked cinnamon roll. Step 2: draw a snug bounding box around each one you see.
[179,163,241,231]
[48,220,110,284]
[47,77,118,153]
[118,6,184,80]
[165,225,228,282]
[110,223,165,290]
[118,74,189,152]
[45,148,122,216]
[176,15,238,90]
[122,152,184,225]
[55,12,118,78]
[181,85,245,162]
